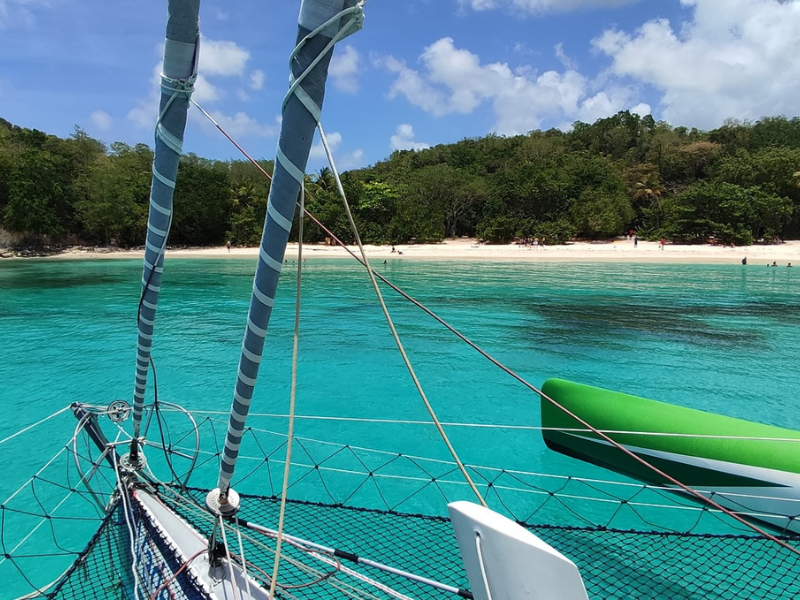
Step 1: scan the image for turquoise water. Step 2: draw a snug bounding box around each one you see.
[2,258,799,478]
[1,258,799,594]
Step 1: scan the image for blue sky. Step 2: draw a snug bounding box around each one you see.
[2,0,799,171]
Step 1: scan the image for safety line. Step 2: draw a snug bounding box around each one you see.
[0,406,72,447]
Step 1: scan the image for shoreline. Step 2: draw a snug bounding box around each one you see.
[3,238,799,265]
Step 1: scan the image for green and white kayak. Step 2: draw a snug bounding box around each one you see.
[540,378,800,535]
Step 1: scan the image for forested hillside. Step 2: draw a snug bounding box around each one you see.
[2,112,799,248]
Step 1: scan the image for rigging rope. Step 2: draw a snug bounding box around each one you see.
[111,453,143,600]
[269,186,306,598]
[317,122,487,506]
[233,517,254,600]
[0,407,71,447]
[189,105,800,555]
[157,409,800,441]
[156,484,410,598]
[217,515,242,600]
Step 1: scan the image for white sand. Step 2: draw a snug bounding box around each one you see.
[41,238,800,265]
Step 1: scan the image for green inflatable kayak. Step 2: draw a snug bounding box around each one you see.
[541,378,800,535]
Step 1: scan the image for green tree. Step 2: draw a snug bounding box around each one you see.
[226,183,265,246]
[74,143,153,246]
[627,164,666,231]
[171,156,231,245]
[662,182,791,245]
[4,148,65,238]
[571,187,634,239]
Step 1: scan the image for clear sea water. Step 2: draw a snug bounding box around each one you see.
[1,257,799,595]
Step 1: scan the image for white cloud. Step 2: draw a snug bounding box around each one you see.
[390,124,430,151]
[193,74,223,103]
[128,63,225,129]
[199,37,250,77]
[0,0,46,28]
[129,37,255,130]
[593,0,800,129]
[378,37,634,135]
[200,110,279,137]
[554,43,577,71]
[337,149,366,170]
[127,65,161,129]
[309,131,366,170]
[329,45,360,93]
[310,131,343,160]
[376,54,453,117]
[90,110,112,132]
[250,69,265,90]
[459,0,636,15]
[630,102,652,117]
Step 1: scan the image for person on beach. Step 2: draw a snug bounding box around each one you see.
[533,237,539,249]
[391,245,396,253]
[634,235,638,248]
[227,241,231,252]
[660,238,665,250]
[742,257,747,265]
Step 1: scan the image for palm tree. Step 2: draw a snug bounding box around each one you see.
[631,169,666,229]
[229,184,256,211]
[310,167,335,194]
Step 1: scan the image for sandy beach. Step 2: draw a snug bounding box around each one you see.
[32,237,800,265]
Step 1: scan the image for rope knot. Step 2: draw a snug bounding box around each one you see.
[160,73,196,96]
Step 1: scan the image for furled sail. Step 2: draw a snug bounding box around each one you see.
[215,0,364,500]
[131,0,201,442]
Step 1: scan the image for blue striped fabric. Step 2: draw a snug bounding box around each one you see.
[132,0,201,438]
[217,0,363,493]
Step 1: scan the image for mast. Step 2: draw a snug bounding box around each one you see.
[130,0,201,458]
[208,0,364,513]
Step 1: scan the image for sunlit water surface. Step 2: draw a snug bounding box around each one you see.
[1,257,798,595]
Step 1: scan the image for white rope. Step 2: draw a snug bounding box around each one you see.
[234,517,254,600]
[155,486,390,598]
[316,121,486,507]
[0,414,115,571]
[218,515,242,600]
[112,452,144,600]
[0,451,106,571]
[310,552,413,600]
[283,3,365,113]
[163,418,778,492]
[269,185,305,598]
[0,446,69,507]
[166,448,800,519]
[0,406,71,446]
[157,409,800,442]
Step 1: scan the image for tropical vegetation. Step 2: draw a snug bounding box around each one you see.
[2,112,800,249]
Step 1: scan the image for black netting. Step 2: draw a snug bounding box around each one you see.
[45,486,800,600]
[44,502,133,600]
[175,488,469,599]
[9,408,800,599]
